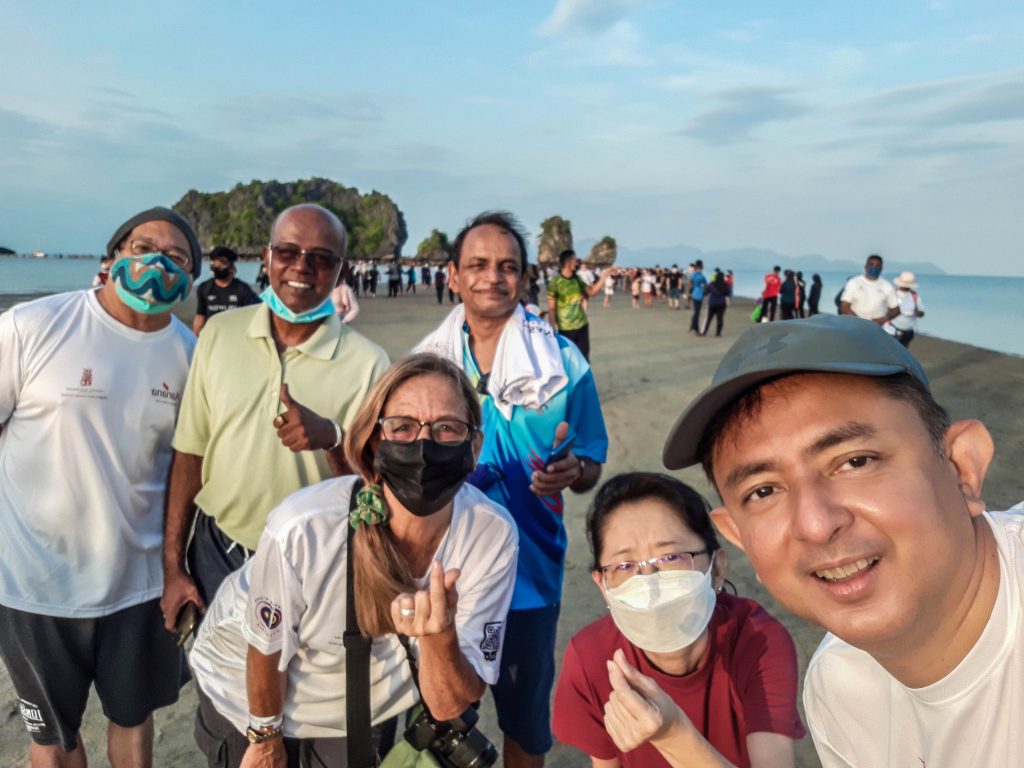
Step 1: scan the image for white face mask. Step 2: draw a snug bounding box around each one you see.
[604,552,717,653]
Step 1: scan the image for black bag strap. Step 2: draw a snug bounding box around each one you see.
[345,480,377,768]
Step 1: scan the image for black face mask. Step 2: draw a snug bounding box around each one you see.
[211,266,232,280]
[373,439,475,517]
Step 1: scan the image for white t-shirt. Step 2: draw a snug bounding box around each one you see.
[886,289,925,334]
[839,275,898,321]
[804,509,1024,768]
[190,476,518,739]
[0,290,196,617]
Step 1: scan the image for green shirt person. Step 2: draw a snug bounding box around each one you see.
[546,249,612,361]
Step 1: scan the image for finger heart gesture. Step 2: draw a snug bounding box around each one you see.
[603,649,687,753]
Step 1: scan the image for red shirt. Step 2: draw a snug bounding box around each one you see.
[552,594,806,768]
[762,273,781,298]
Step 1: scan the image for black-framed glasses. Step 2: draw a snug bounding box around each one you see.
[598,549,710,589]
[129,239,191,270]
[268,243,341,271]
[377,416,477,445]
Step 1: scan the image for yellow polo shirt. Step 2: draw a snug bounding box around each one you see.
[172,303,389,549]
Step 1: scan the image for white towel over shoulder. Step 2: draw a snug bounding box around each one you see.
[414,304,568,419]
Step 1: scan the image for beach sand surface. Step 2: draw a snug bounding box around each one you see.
[1,289,1021,767]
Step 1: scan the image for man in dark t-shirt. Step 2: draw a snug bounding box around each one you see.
[193,246,260,335]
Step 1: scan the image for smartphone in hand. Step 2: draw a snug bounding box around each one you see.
[545,431,577,466]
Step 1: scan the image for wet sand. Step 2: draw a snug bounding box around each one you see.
[1,289,1022,767]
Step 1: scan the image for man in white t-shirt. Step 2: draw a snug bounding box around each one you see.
[663,315,1022,767]
[839,253,899,324]
[0,207,201,768]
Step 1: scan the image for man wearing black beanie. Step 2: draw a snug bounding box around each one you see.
[0,206,200,767]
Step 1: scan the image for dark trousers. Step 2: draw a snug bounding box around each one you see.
[187,512,252,607]
[780,302,796,320]
[703,304,726,336]
[195,685,396,768]
[436,280,445,304]
[689,299,703,332]
[762,296,778,321]
[560,325,590,361]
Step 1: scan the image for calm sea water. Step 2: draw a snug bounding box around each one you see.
[2,259,1023,357]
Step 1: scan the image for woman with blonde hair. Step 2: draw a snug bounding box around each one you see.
[189,353,518,767]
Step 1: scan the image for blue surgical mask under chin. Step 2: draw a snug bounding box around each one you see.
[260,286,335,324]
[111,253,193,315]
[866,266,882,279]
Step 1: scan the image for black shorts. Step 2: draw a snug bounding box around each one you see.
[0,599,182,751]
[490,605,560,755]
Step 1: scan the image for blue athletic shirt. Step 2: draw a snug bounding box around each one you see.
[462,324,608,610]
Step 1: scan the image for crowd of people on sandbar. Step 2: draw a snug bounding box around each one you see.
[0,203,1008,768]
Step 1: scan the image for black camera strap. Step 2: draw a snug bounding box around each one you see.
[345,480,377,768]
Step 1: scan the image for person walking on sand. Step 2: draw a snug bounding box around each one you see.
[701,271,731,337]
[160,204,389,628]
[761,266,781,322]
[416,211,608,768]
[0,207,201,768]
[839,253,899,325]
[546,248,611,362]
[688,260,708,335]
[885,271,925,347]
[808,273,823,315]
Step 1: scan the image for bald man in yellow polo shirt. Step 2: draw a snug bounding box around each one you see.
[160,205,389,629]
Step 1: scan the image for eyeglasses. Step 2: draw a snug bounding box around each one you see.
[377,416,477,445]
[598,549,709,589]
[129,239,192,269]
[268,244,341,271]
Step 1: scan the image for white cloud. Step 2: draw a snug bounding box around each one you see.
[536,0,648,37]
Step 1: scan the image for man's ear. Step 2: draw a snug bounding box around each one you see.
[448,261,460,294]
[944,419,995,518]
[711,506,746,552]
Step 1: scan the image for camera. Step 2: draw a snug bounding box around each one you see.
[404,704,497,768]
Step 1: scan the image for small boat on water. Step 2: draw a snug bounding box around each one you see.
[30,251,46,258]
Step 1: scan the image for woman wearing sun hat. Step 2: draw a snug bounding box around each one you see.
[885,271,926,347]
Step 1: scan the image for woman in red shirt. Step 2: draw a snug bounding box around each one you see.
[553,472,805,768]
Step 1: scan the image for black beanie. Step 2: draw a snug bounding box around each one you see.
[106,206,203,279]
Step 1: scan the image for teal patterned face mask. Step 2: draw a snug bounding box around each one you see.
[260,286,335,324]
[111,253,193,315]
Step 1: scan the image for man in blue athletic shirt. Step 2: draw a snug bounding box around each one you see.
[415,210,608,768]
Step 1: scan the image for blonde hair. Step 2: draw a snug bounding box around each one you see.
[343,353,482,636]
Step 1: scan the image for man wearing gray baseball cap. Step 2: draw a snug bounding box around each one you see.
[663,314,1023,767]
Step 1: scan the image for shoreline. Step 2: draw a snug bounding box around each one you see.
[1,290,1022,767]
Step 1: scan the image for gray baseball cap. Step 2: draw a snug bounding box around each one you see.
[662,314,930,470]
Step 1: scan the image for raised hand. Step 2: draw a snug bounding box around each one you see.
[391,561,460,637]
[603,649,688,753]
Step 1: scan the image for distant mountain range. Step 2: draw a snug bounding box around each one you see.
[574,239,946,276]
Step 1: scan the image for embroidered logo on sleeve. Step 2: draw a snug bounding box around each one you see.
[254,597,283,636]
[480,621,503,661]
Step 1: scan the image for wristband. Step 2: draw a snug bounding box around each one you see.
[249,713,284,731]
[327,420,343,451]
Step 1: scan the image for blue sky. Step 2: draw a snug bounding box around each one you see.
[1,1,1021,275]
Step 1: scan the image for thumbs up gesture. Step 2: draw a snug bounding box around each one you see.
[272,383,339,452]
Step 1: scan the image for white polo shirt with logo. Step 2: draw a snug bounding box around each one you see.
[0,290,196,617]
[190,476,519,738]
